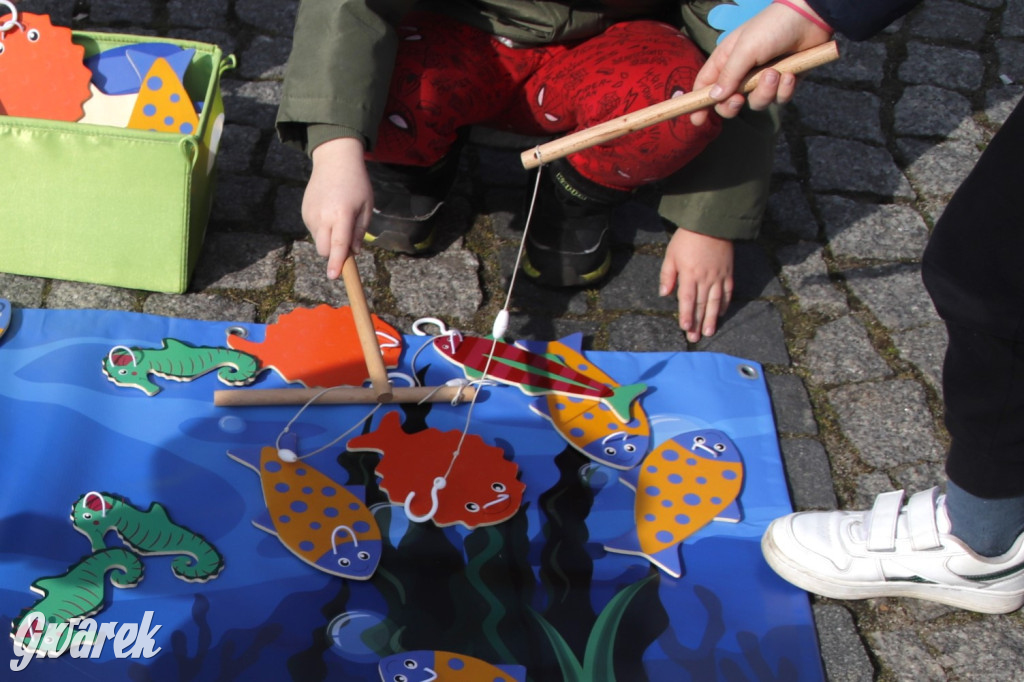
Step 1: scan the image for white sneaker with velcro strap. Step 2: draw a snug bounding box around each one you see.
[761,487,1024,614]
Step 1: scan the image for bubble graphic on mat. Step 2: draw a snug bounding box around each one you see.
[579,463,612,490]
[327,611,389,663]
[218,415,246,434]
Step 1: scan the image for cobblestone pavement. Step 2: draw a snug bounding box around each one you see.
[4,1,1024,680]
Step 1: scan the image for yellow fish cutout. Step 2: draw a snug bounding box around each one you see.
[127,57,199,135]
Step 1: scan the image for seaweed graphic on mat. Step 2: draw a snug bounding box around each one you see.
[530,574,659,682]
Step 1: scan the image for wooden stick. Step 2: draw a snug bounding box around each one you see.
[214,385,477,407]
[521,41,839,169]
[341,256,393,402]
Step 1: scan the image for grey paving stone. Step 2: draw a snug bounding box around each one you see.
[221,79,283,130]
[191,233,287,290]
[607,314,687,352]
[388,249,483,324]
[508,315,599,346]
[844,264,939,331]
[89,0,155,24]
[291,242,375,307]
[984,85,1024,127]
[773,131,797,177]
[272,185,309,236]
[766,181,819,241]
[996,39,1024,84]
[813,604,874,682]
[892,323,947,394]
[0,275,46,308]
[25,0,76,25]
[792,83,884,143]
[898,43,985,92]
[804,316,892,386]
[143,293,257,322]
[217,124,261,174]
[1006,0,1024,37]
[866,628,948,681]
[854,472,897,509]
[812,38,886,88]
[46,282,136,311]
[907,0,991,42]
[168,0,230,29]
[925,619,1024,681]
[695,301,790,367]
[210,174,274,224]
[894,86,983,141]
[599,253,677,314]
[779,438,837,510]
[733,242,785,301]
[820,197,929,261]
[898,138,986,199]
[806,137,914,199]
[263,137,311,182]
[828,380,945,468]
[891,463,947,499]
[238,34,291,80]
[235,0,298,35]
[768,373,818,436]
[776,241,848,316]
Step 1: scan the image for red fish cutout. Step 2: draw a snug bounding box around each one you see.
[0,12,92,121]
[347,411,525,529]
[227,305,402,388]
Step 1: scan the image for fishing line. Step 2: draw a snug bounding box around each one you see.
[445,161,545,478]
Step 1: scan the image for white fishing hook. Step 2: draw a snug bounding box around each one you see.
[83,491,108,518]
[0,1,22,36]
[403,477,446,523]
[330,525,358,553]
[107,345,139,367]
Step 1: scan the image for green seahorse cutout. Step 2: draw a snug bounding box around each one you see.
[102,338,260,395]
[71,492,225,583]
[11,547,144,655]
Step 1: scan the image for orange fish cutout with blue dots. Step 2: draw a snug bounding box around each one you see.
[378,650,526,682]
[518,333,650,469]
[127,56,199,135]
[603,429,744,578]
[227,445,382,580]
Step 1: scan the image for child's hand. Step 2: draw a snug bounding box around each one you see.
[302,137,374,279]
[691,1,831,126]
[659,228,735,343]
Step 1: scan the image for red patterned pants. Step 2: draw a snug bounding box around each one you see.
[366,13,722,192]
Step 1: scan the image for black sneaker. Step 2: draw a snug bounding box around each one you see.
[522,160,629,287]
[364,148,462,255]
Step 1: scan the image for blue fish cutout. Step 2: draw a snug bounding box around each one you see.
[378,650,526,682]
[603,428,744,578]
[228,445,382,580]
[86,43,195,95]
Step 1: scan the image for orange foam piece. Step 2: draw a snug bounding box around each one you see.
[0,13,92,121]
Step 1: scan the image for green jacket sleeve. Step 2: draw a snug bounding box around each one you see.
[276,0,417,153]
[656,1,778,242]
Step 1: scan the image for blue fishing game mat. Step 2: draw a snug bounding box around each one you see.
[0,307,823,681]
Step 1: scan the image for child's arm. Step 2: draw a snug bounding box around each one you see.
[659,228,734,343]
[302,137,373,280]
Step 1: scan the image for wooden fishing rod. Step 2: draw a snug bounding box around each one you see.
[521,41,839,169]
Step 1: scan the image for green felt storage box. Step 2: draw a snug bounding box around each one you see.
[0,32,235,293]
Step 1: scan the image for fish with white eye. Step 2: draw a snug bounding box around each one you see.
[378,650,526,682]
[603,428,745,578]
[228,446,382,580]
